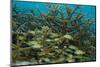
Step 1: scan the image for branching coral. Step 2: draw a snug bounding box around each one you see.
[12,26,93,64]
[12,2,96,65]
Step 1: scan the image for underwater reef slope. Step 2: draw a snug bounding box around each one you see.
[11,1,96,66]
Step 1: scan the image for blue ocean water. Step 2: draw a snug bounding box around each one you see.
[14,1,96,18]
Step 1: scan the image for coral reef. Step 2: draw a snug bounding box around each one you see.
[11,1,96,65]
